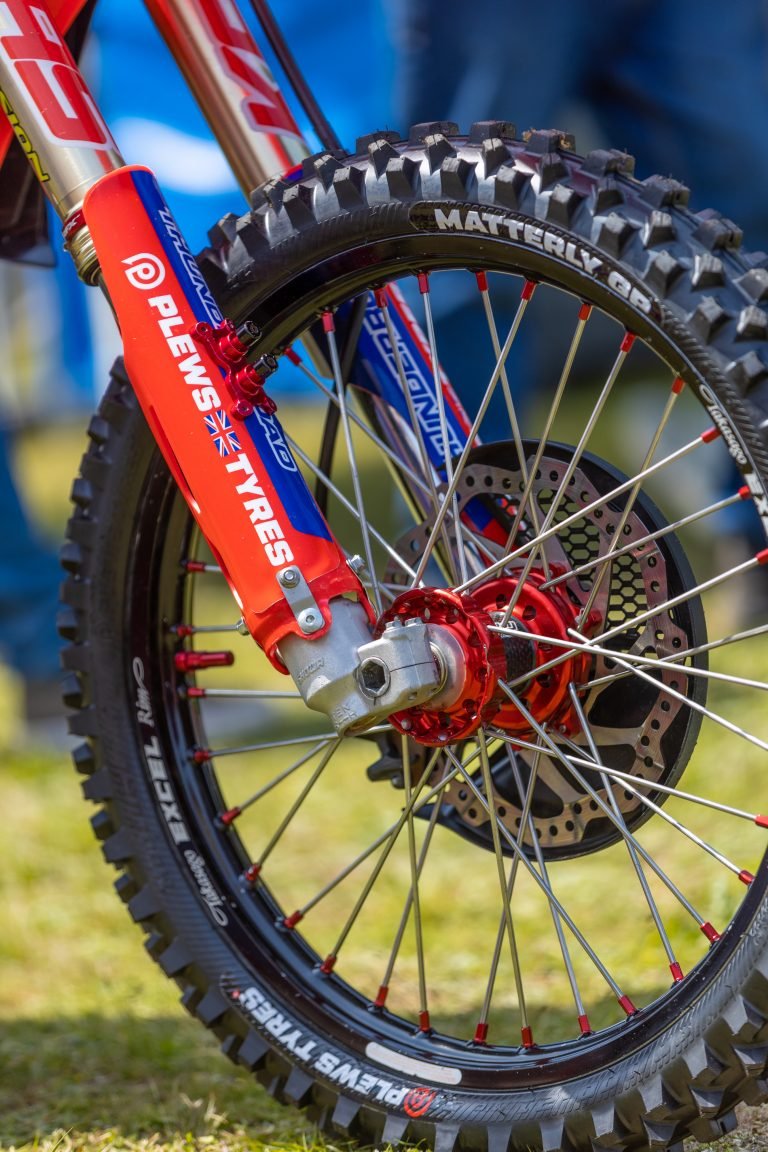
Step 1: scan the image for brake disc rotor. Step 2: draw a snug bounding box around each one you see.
[384,441,708,861]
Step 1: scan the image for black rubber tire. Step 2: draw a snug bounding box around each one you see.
[62,123,768,1152]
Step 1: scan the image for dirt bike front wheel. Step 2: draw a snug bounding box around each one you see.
[63,123,768,1152]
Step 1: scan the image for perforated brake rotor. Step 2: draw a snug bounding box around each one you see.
[382,441,708,861]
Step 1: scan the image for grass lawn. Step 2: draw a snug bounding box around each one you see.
[2,415,768,1152]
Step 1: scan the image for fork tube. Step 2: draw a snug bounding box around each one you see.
[0,0,124,278]
[144,0,308,194]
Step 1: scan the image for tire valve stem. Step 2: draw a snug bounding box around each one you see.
[174,650,235,672]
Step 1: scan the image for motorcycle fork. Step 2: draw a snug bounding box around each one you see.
[0,0,445,731]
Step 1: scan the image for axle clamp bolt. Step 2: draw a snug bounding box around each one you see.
[279,567,301,588]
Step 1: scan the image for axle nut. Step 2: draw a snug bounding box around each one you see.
[358,657,391,698]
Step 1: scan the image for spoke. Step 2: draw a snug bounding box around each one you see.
[378,288,445,522]
[287,347,436,502]
[287,434,420,584]
[542,751,768,827]
[495,684,714,934]
[567,626,768,757]
[172,621,241,635]
[582,554,767,655]
[415,274,468,585]
[488,623,768,694]
[401,733,430,1030]
[190,687,302,700]
[284,744,479,972]
[443,743,632,1007]
[375,784,443,1011]
[582,657,768,695]
[565,727,753,887]
[456,428,712,596]
[569,687,683,979]
[194,730,341,761]
[500,330,636,624]
[658,621,768,664]
[506,745,593,1033]
[219,738,336,824]
[323,312,382,614]
[495,547,768,692]
[476,743,541,1043]
[411,279,536,588]
[477,273,549,578]
[540,488,747,593]
[477,729,531,1045]
[183,560,222,574]
[251,740,340,872]
[376,288,463,584]
[312,747,453,970]
[501,302,592,555]
[575,377,685,628]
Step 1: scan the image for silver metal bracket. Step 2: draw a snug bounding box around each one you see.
[277,565,324,635]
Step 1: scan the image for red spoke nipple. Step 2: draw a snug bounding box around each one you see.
[320,954,337,975]
[192,747,212,764]
[669,962,685,983]
[171,624,195,637]
[283,910,303,929]
[473,1021,489,1045]
[419,1010,431,1033]
[578,1014,592,1036]
[521,1025,535,1048]
[618,994,637,1017]
[701,921,721,943]
[739,870,755,886]
[374,984,388,1009]
[219,806,241,826]
[243,862,261,885]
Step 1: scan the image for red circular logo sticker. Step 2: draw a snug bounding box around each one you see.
[403,1087,437,1118]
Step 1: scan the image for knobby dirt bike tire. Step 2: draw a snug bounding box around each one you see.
[62,123,768,1152]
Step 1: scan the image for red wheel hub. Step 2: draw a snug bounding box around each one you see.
[378,573,599,747]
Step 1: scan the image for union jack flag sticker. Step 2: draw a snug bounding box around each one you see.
[205,409,241,457]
